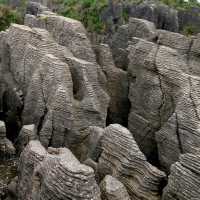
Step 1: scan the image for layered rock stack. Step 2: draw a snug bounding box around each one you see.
[98,124,166,200]
[162,153,200,199]
[1,0,200,199]
[18,140,101,200]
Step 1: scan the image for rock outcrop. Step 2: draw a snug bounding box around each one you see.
[0,11,109,159]
[0,121,15,159]
[162,153,200,199]
[128,0,179,32]
[98,124,166,200]
[109,17,157,70]
[100,175,130,200]
[18,140,101,200]
[128,27,200,170]
[95,43,129,125]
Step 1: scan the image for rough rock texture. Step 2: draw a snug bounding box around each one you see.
[0,13,109,158]
[16,124,36,154]
[128,29,200,171]
[18,140,101,200]
[162,153,200,199]
[110,17,157,70]
[128,0,179,32]
[95,43,129,125]
[100,175,130,200]
[99,124,166,200]
[0,121,15,159]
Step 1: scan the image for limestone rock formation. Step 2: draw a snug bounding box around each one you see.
[16,124,36,154]
[128,28,200,170]
[98,124,166,200]
[18,140,101,200]
[0,13,109,158]
[100,175,130,200]
[0,121,15,160]
[95,43,129,125]
[162,153,200,200]
[128,0,179,32]
[110,17,157,70]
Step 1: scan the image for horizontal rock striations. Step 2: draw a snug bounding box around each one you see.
[0,14,109,158]
[98,124,166,200]
[95,43,129,125]
[162,153,200,200]
[18,140,101,200]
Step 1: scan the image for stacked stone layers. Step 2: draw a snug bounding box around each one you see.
[99,124,166,200]
[0,121,15,159]
[128,27,200,170]
[100,175,130,200]
[18,140,101,200]
[162,153,200,199]
[0,19,109,154]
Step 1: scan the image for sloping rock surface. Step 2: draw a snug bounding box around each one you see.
[18,140,101,200]
[98,124,166,200]
[162,153,200,200]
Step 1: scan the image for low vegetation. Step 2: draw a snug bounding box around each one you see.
[0,5,22,31]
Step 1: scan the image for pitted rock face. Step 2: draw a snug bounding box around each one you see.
[0,20,109,157]
[0,121,15,159]
[162,153,200,200]
[128,30,200,171]
[18,140,101,200]
[98,124,166,200]
[100,175,130,200]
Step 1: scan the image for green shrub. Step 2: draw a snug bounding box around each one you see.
[0,5,22,31]
[60,0,107,33]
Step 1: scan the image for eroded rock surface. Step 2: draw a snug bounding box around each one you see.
[98,124,166,200]
[0,17,109,159]
[18,140,101,200]
[128,28,200,171]
[162,153,200,200]
[100,175,130,200]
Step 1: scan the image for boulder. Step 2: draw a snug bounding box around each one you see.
[18,140,101,200]
[100,175,130,200]
[0,21,109,158]
[98,124,166,200]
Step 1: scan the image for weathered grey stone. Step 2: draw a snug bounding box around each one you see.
[99,124,166,200]
[128,0,179,32]
[24,13,97,63]
[16,124,36,154]
[100,175,130,200]
[110,17,157,70]
[17,140,46,200]
[128,31,200,171]
[95,43,129,125]
[0,121,15,159]
[162,153,200,200]
[18,140,101,200]
[157,29,192,53]
[0,23,109,159]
